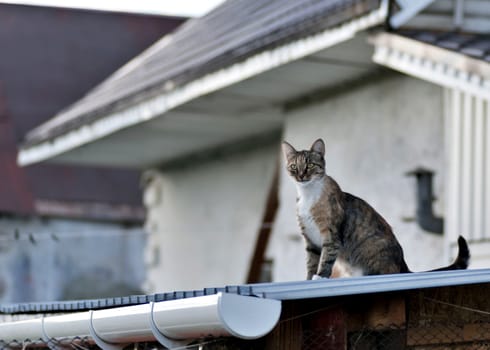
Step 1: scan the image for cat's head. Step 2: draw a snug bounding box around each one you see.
[281,139,326,183]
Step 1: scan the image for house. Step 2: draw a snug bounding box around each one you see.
[16,0,490,295]
[0,3,184,302]
[0,269,490,349]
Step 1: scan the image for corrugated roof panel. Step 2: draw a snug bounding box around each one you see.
[249,269,490,299]
[22,0,381,147]
[1,269,489,314]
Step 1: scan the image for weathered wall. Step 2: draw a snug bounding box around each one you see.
[142,74,461,288]
[143,144,278,292]
[269,74,447,281]
[0,217,145,302]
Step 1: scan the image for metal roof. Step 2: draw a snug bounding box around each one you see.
[2,269,489,314]
[21,0,381,149]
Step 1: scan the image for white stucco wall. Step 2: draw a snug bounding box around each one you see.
[0,217,145,302]
[143,144,278,292]
[269,74,447,281]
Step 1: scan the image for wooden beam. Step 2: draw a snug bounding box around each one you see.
[246,161,279,283]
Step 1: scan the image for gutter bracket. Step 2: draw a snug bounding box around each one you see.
[390,0,436,28]
[149,301,192,349]
[41,316,71,350]
[88,310,126,350]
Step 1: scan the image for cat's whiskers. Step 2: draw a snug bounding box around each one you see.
[282,138,470,280]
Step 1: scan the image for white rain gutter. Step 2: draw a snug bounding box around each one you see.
[370,32,490,100]
[0,293,281,349]
[17,0,388,166]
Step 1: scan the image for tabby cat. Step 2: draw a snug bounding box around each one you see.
[282,138,470,279]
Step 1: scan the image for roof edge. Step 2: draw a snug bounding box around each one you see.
[370,32,490,98]
[1,269,489,315]
[17,1,388,167]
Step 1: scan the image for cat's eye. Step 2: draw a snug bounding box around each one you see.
[290,164,297,170]
[307,163,314,169]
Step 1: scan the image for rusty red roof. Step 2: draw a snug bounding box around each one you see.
[0,3,184,218]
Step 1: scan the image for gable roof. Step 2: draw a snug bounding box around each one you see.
[17,0,386,167]
[15,1,490,169]
[22,0,381,147]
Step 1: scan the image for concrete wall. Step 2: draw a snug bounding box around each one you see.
[143,144,278,292]
[269,74,447,281]
[0,217,145,302]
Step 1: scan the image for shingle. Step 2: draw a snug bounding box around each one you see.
[437,33,475,50]
[460,40,490,58]
[411,31,439,44]
[400,30,490,61]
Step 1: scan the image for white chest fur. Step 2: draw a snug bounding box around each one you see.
[296,179,324,248]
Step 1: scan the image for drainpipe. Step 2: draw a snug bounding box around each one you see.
[0,293,281,349]
[389,0,436,29]
[406,167,444,235]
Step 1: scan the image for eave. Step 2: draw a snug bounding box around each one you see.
[370,32,490,99]
[17,1,388,169]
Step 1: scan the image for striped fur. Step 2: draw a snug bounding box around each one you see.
[282,139,470,279]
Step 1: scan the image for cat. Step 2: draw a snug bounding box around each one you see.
[282,138,470,279]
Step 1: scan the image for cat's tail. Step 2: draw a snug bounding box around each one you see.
[427,236,470,272]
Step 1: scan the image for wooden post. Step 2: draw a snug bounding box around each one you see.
[247,163,279,283]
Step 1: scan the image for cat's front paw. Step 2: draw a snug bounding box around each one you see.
[312,274,326,280]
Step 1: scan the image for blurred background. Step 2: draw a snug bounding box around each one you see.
[0,0,489,303]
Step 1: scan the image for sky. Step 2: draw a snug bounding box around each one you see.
[0,0,226,17]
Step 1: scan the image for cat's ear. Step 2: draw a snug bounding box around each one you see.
[281,141,297,160]
[310,139,325,156]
